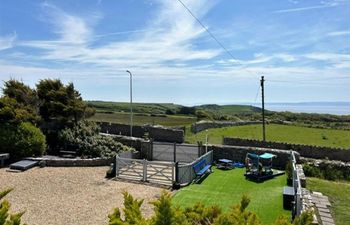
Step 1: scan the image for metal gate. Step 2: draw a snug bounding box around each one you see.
[152,142,201,163]
[115,157,175,186]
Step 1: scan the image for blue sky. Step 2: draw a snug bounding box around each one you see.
[0,0,350,105]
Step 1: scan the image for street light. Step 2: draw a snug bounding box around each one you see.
[126,70,133,137]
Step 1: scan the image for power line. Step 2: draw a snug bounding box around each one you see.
[176,0,257,76]
[253,84,261,103]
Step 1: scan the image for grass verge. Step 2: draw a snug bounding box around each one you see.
[308,178,350,225]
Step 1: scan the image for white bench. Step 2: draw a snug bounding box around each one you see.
[0,153,10,167]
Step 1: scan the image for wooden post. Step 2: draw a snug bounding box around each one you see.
[173,142,177,162]
[143,159,147,182]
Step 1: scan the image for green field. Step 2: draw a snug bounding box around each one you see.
[186,124,350,148]
[172,168,289,225]
[89,112,197,127]
[308,178,350,225]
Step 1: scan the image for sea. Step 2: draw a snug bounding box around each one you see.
[251,102,350,115]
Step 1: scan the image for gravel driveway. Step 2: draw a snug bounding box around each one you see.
[0,167,164,225]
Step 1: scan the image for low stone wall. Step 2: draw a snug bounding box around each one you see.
[191,121,261,133]
[26,157,114,167]
[223,137,350,162]
[300,157,350,181]
[99,122,145,137]
[203,144,298,169]
[147,125,184,143]
[98,122,184,143]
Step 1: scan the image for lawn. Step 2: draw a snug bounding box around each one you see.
[185,124,350,149]
[172,168,289,225]
[88,112,197,127]
[308,178,350,225]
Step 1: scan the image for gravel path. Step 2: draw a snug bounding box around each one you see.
[0,167,164,225]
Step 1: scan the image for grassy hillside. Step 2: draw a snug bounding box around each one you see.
[308,178,350,225]
[86,101,182,114]
[185,124,350,149]
[86,101,261,115]
[197,104,262,115]
[88,112,196,127]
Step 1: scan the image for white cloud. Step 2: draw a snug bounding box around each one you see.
[17,0,221,77]
[0,33,17,51]
[274,0,350,13]
[327,30,350,37]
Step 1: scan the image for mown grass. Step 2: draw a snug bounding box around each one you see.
[308,178,350,225]
[89,112,197,127]
[185,124,350,149]
[172,168,289,225]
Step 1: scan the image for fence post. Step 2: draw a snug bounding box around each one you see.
[143,159,147,182]
[150,139,153,161]
[197,141,202,157]
[172,162,177,184]
[115,156,119,177]
[173,142,177,162]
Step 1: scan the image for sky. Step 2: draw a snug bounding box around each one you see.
[0,0,350,105]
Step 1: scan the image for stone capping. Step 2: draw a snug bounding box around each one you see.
[223,137,350,162]
[25,157,114,167]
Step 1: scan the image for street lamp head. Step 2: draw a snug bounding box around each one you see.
[126,70,131,74]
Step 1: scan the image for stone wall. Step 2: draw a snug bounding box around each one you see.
[223,137,350,162]
[98,122,184,143]
[203,144,298,169]
[99,122,145,137]
[26,157,114,167]
[300,157,350,181]
[147,125,184,143]
[191,121,261,133]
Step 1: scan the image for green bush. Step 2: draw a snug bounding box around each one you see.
[109,191,313,225]
[303,163,349,181]
[0,122,46,160]
[59,120,131,158]
[0,188,26,225]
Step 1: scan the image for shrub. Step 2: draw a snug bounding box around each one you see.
[0,122,46,160]
[302,164,322,178]
[109,192,313,225]
[59,120,131,158]
[0,188,26,225]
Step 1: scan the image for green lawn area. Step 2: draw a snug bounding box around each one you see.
[308,178,350,225]
[185,124,350,149]
[89,112,197,127]
[172,168,289,225]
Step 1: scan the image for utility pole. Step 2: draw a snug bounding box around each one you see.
[261,76,266,141]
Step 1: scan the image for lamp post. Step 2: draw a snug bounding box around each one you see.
[126,70,133,137]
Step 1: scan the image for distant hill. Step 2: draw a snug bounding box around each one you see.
[86,101,262,116]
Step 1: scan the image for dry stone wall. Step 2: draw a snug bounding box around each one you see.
[223,137,350,162]
[98,122,184,143]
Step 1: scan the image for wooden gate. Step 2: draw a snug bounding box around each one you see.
[115,157,175,186]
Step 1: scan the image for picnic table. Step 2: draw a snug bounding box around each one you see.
[217,159,234,170]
